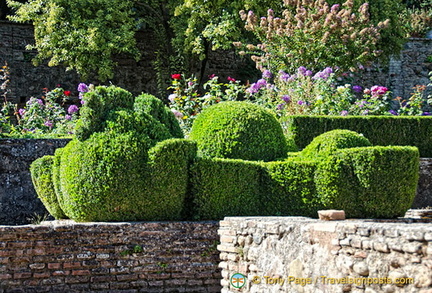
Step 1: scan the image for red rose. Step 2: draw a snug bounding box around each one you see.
[227,76,236,82]
[64,90,71,96]
[171,74,182,80]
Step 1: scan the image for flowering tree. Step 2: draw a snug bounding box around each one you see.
[238,0,390,74]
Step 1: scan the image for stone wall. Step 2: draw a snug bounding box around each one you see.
[0,139,70,225]
[0,220,221,292]
[218,217,432,293]
[0,21,249,103]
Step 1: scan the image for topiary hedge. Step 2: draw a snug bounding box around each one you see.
[282,115,432,157]
[189,101,292,161]
[30,155,67,219]
[191,130,419,220]
[31,85,197,222]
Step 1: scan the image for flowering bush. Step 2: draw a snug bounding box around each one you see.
[168,74,245,133]
[15,87,80,136]
[237,0,389,74]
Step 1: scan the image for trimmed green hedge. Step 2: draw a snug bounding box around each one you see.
[282,115,432,157]
[30,155,67,219]
[190,101,291,161]
[315,146,419,218]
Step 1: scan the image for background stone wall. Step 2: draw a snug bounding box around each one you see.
[0,139,70,225]
[0,220,221,292]
[218,217,432,293]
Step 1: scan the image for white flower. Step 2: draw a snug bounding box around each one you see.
[168,94,177,103]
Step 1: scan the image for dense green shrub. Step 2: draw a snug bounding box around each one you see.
[282,115,432,157]
[191,157,265,220]
[30,155,67,219]
[298,129,372,159]
[189,101,291,161]
[31,85,197,222]
[75,85,134,141]
[315,146,419,218]
[134,94,183,138]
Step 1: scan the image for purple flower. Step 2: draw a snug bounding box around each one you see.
[340,110,348,116]
[297,66,307,76]
[37,99,44,105]
[297,100,304,105]
[44,120,53,128]
[256,79,267,87]
[313,67,333,80]
[18,108,26,116]
[65,114,72,121]
[67,105,79,114]
[276,103,285,110]
[352,85,363,93]
[422,112,431,116]
[389,110,398,115]
[281,95,291,103]
[279,71,290,82]
[262,70,272,79]
[77,83,89,93]
[305,70,313,76]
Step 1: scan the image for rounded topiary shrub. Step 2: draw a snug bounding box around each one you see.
[299,129,372,159]
[189,101,290,161]
[30,155,67,219]
[134,94,183,138]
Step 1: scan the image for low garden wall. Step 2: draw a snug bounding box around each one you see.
[0,220,221,292]
[218,217,432,293]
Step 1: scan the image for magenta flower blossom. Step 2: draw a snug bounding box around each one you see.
[297,100,305,105]
[227,76,236,82]
[281,95,291,103]
[18,108,26,116]
[67,105,79,114]
[37,99,44,105]
[77,83,89,93]
[371,85,388,96]
[65,114,72,121]
[340,110,348,116]
[262,70,272,79]
[44,120,53,128]
[171,109,183,118]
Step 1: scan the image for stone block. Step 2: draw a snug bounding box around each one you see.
[318,210,346,221]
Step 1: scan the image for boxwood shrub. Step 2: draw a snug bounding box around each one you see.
[189,101,292,161]
[282,115,432,157]
[30,155,67,219]
[315,146,419,218]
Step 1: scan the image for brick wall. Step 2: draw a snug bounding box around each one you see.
[0,220,221,292]
[218,217,432,293]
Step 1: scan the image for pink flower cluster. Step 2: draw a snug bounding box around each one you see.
[369,85,388,96]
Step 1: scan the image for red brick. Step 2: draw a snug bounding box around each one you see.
[13,272,32,279]
[63,262,81,269]
[71,269,90,276]
[33,272,51,278]
[48,263,61,269]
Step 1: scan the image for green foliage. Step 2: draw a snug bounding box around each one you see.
[299,129,372,159]
[7,0,140,80]
[315,146,419,218]
[30,155,67,219]
[189,101,291,161]
[75,85,134,141]
[282,115,432,157]
[134,93,184,138]
[240,0,390,74]
[191,157,265,219]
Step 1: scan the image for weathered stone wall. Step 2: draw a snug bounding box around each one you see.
[0,140,431,225]
[218,217,432,293]
[0,220,221,292]
[0,139,70,225]
[0,21,250,103]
